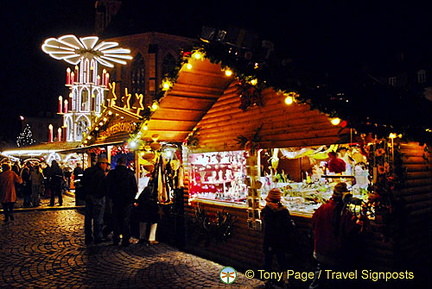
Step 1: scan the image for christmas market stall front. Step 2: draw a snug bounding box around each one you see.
[155,39,432,283]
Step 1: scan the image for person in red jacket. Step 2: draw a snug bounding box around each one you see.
[0,163,23,222]
[326,152,346,174]
[309,182,359,289]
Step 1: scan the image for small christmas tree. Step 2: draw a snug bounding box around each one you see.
[16,124,37,147]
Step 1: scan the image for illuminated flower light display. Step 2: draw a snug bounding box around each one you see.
[42,35,133,143]
[42,34,132,67]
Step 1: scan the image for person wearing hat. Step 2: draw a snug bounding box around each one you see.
[261,188,295,289]
[81,157,110,245]
[309,182,360,289]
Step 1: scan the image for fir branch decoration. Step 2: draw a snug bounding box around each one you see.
[235,125,263,154]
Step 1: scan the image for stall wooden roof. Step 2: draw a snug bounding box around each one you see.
[140,57,234,143]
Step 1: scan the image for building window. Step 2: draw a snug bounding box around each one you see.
[131,53,145,96]
[418,70,426,83]
[388,76,397,86]
[162,53,176,77]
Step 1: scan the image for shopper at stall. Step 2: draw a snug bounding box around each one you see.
[73,163,84,184]
[29,164,44,207]
[48,160,64,206]
[20,162,32,207]
[326,151,346,174]
[0,163,23,222]
[81,157,109,245]
[261,188,295,289]
[308,182,359,289]
[134,181,160,246]
[106,157,138,247]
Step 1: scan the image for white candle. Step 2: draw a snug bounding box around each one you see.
[66,68,71,85]
[58,96,63,113]
[48,124,53,142]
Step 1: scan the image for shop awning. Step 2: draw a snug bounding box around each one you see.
[140,57,234,143]
[2,142,82,158]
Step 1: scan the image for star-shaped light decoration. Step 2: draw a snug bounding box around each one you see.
[42,34,132,67]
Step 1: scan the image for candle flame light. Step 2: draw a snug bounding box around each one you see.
[48,124,53,143]
[58,96,63,113]
[57,128,62,142]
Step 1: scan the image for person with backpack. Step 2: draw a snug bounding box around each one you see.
[106,157,138,247]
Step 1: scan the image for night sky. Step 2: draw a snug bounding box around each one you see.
[1,0,431,145]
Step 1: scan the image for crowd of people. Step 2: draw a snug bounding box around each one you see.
[0,159,77,222]
[261,183,361,289]
[1,155,160,249]
[2,155,361,288]
[80,156,159,248]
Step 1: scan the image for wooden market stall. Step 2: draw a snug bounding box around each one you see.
[145,43,432,287]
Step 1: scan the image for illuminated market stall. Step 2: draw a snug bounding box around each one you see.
[151,38,432,279]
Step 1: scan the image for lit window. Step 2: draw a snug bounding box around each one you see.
[388,76,397,86]
[418,70,426,83]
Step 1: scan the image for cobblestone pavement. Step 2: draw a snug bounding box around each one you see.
[0,197,265,289]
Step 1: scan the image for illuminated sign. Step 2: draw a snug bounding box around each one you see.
[99,122,137,138]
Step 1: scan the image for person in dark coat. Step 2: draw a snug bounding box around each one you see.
[73,163,84,188]
[20,162,32,207]
[261,188,295,289]
[81,157,109,245]
[135,182,160,245]
[106,157,138,247]
[48,160,64,206]
[308,182,360,289]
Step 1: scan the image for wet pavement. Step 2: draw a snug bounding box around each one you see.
[1,194,265,288]
[1,194,429,288]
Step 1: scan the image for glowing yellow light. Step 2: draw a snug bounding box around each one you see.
[99,122,103,126]
[186,63,192,69]
[224,69,233,77]
[330,118,341,125]
[162,79,172,91]
[108,110,113,115]
[129,141,137,148]
[103,117,107,122]
[87,136,92,140]
[250,79,258,86]
[95,127,99,131]
[192,51,203,60]
[389,133,402,139]
[284,94,294,105]
[151,102,159,111]
[143,125,148,131]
